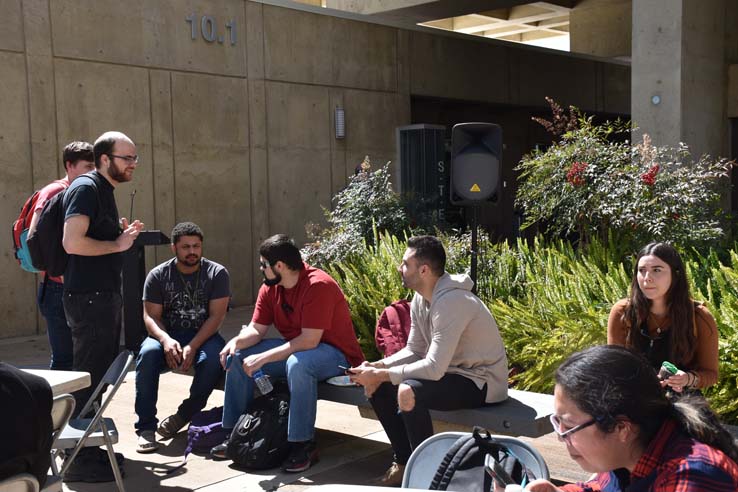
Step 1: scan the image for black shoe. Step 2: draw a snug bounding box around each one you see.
[282,440,319,473]
[63,449,123,483]
[64,447,124,466]
[210,438,229,460]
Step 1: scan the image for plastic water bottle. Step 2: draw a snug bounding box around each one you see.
[254,369,273,395]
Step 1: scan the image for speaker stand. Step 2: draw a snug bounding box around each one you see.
[470,205,480,295]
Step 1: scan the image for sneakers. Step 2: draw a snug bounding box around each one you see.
[210,438,229,460]
[282,440,319,473]
[157,413,188,439]
[373,462,405,487]
[136,430,160,453]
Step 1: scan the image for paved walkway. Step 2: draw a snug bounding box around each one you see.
[0,305,590,491]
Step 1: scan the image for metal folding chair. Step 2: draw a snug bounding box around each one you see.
[42,393,75,492]
[0,473,39,492]
[54,350,134,492]
[401,431,549,489]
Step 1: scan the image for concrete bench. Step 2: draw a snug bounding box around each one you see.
[176,367,554,438]
[317,383,555,438]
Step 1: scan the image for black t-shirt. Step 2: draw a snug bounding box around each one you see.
[143,258,231,332]
[63,171,123,292]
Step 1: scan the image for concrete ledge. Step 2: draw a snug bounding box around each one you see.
[178,362,555,438]
[317,384,554,438]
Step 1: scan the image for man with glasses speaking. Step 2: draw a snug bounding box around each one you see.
[61,131,144,481]
[212,234,365,473]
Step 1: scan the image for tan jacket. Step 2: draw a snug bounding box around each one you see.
[381,273,508,403]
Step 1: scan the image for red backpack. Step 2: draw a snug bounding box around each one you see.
[374,300,412,357]
[12,180,67,274]
[12,191,42,273]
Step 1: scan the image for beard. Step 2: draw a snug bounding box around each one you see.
[262,270,282,287]
[179,254,201,268]
[108,160,133,183]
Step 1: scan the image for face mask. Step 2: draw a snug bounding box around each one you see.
[262,270,281,287]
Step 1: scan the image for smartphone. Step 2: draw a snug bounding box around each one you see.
[484,454,516,489]
[338,365,352,374]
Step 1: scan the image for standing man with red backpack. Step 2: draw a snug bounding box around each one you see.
[25,142,95,370]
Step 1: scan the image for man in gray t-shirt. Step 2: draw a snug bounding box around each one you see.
[134,222,230,453]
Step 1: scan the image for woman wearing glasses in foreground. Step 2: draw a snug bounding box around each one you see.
[607,242,718,394]
[526,345,738,491]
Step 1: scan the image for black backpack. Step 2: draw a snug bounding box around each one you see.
[26,173,100,278]
[226,382,290,469]
[429,427,538,491]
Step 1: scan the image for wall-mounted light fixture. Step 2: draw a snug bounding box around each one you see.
[335,107,345,139]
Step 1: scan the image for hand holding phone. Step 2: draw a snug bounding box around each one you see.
[338,365,354,374]
[485,454,516,489]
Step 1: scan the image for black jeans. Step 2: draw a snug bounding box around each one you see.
[369,373,486,465]
[63,290,122,416]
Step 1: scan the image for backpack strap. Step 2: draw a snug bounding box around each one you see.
[63,172,104,228]
[385,304,402,335]
[19,191,40,230]
[38,274,50,304]
[430,433,479,490]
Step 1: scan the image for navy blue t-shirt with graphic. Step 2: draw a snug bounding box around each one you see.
[143,257,230,332]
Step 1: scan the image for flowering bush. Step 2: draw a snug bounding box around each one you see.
[302,161,408,267]
[516,99,733,252]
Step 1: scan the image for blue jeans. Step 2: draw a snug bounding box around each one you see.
[134,330,225,433]
[222,338,348,442]
[37,280,73,370]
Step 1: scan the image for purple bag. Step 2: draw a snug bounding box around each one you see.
[185,406,227,457]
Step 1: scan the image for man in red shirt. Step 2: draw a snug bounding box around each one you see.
[27,141,95,370]
[211,234,364,472]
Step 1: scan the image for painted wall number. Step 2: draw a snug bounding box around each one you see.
[186,14,237,45]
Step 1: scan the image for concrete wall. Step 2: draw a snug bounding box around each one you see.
[570,0,631,58]
[631,0,728,158]
[0,0,628,339]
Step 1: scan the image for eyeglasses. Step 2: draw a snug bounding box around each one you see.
[259,260,270,270]
[549,414,596,441]
[108,154,139,164]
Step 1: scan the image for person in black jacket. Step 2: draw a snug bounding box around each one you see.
[0,362,53,487]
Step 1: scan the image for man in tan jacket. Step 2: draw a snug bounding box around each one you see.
[349,235,508,486]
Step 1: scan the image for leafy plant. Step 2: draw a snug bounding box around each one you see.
[516,99,733,253]
[302,161,408,267]
[325,229,411,361]
[328,230,738,424]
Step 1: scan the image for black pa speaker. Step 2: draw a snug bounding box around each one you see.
[450,122,502,205]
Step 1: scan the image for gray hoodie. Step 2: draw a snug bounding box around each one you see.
[381,272,508,403]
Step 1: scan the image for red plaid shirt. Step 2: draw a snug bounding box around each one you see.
[563,419,738,492]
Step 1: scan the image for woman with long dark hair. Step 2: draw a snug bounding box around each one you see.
[607,242,718,392]
[527,345,738,491]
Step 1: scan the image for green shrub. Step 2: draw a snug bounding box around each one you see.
[328,231,738,424]
[487,237,630,391]
[325,229,411,361]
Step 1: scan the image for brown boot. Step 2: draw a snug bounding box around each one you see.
[373,462,405,487]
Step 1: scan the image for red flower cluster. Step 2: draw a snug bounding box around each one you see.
[641,164,660,186]
[566,161,588,187]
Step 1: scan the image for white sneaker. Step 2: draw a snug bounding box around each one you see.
[136,430,159,453]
